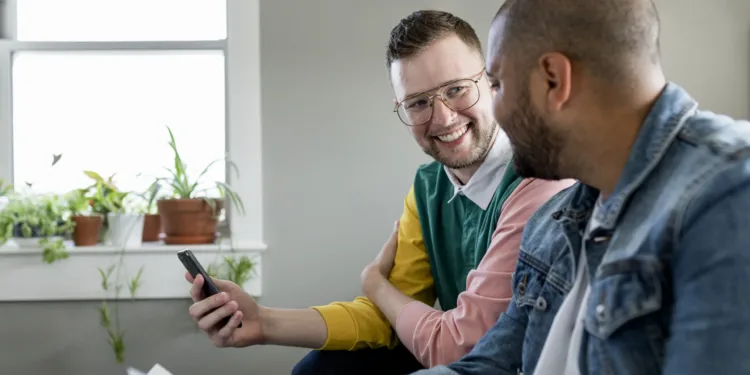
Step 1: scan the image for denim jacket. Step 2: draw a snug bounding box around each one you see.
[413,82,750,375]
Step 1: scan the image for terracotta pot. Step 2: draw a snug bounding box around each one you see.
[71,215,103,246]
[141,214,162,242]
[157,199,224,244]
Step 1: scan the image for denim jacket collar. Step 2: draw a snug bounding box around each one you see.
[554,82,699,230]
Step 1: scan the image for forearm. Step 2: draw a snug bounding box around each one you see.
[367,274,415,326]
[259,306,327,348]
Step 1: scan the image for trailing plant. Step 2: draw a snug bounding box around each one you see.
[97,236,145,363]
[0,193,74,263]
[79,170,144,363]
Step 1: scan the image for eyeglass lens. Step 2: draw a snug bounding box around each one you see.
[397,79,479,126]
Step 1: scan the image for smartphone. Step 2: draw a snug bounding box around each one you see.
[178,249,242,328]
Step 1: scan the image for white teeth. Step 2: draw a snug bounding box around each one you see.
[436,125,469,143]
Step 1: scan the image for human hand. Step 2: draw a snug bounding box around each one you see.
[186,272,265,347]
[361,220,400,297]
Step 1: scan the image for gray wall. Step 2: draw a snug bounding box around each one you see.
[1,1,748,374]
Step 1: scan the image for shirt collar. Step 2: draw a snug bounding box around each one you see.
[444,131,513,210]
[553,82,699,230]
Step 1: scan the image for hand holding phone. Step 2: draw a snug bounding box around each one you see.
[178,249,243,328]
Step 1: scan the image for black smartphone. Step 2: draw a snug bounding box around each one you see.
[178,249,242,328]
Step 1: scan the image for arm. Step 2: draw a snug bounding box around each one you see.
[309,185,436,350]
[661,169,750,374]
[368,178,574,366]
[259,307,329,348]
[411,279,531,375]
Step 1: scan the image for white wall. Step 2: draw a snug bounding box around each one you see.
[0,1,747,374]
[658,0,750,119]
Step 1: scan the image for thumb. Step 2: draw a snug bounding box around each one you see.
[386,219,400,249]
[390,219,400,239]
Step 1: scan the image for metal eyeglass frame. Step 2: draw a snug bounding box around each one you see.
[393,68,486,127]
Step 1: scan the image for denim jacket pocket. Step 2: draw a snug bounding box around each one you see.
[512,258,559,312]
[584,256,663,339]
[582,256,666,374]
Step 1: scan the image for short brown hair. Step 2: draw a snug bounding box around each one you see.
[386,10,483,76]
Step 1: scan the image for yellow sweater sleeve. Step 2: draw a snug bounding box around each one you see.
[311,185,436,350]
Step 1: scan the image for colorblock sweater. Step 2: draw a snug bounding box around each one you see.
[312,145,574,366]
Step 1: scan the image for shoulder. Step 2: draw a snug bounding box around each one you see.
[496,178,577,227]
[677,109,750,161]
[517,180,580,259]
[672,111,750,229]
[678,156,750,237]
[411,160,450,203]
[504,178,577,209]
[414,160,444,182]
[403,161,445,213]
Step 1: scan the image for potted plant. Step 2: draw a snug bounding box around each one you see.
[0,193,73,263]
[80,170,128,243]
[156,126,245,244]
[66,189,103,247]
[138,180,163,242]
[105,193,144,249]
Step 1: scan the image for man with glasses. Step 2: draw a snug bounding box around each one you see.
[183,10,572,375]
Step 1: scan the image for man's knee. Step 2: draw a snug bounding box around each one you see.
[291,346,423,375]
[292,350,361,375]
[290,350,327,375]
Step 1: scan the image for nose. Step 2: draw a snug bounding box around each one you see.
[430,98,455,126]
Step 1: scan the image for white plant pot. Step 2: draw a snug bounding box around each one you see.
[107,213,144,248]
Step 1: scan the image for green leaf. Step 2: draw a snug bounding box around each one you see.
[128,266,145,298]
[99,302,111,328]
[83,170,105,183]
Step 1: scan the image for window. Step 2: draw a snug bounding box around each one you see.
[13,50,226,194]
[16,0,226,42]
[11,0,226,196]
[0,0,264,247]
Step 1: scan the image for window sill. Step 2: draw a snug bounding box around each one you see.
[0,239,266,302]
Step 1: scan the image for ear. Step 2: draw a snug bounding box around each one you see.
[537,52,572,112]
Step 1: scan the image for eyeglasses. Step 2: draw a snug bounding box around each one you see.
[393,68,485,127]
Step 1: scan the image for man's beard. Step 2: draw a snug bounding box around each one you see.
[423,121,498,169]
[503,88,565,180]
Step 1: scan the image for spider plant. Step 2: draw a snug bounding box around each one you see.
[160,125,245,215]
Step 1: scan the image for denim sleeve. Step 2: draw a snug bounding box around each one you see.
[663,162,750,374]
[447,300,526,375]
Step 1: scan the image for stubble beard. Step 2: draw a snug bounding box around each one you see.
[505,90,565,180]
[424,121,498,169]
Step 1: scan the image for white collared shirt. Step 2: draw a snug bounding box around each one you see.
[444,131,513,210]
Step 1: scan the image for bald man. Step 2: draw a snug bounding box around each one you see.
[413,0,750,374]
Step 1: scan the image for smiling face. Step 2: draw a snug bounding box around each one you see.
[390,35,498,169]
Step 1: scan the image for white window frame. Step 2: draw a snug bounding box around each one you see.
[0,0,265,301]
